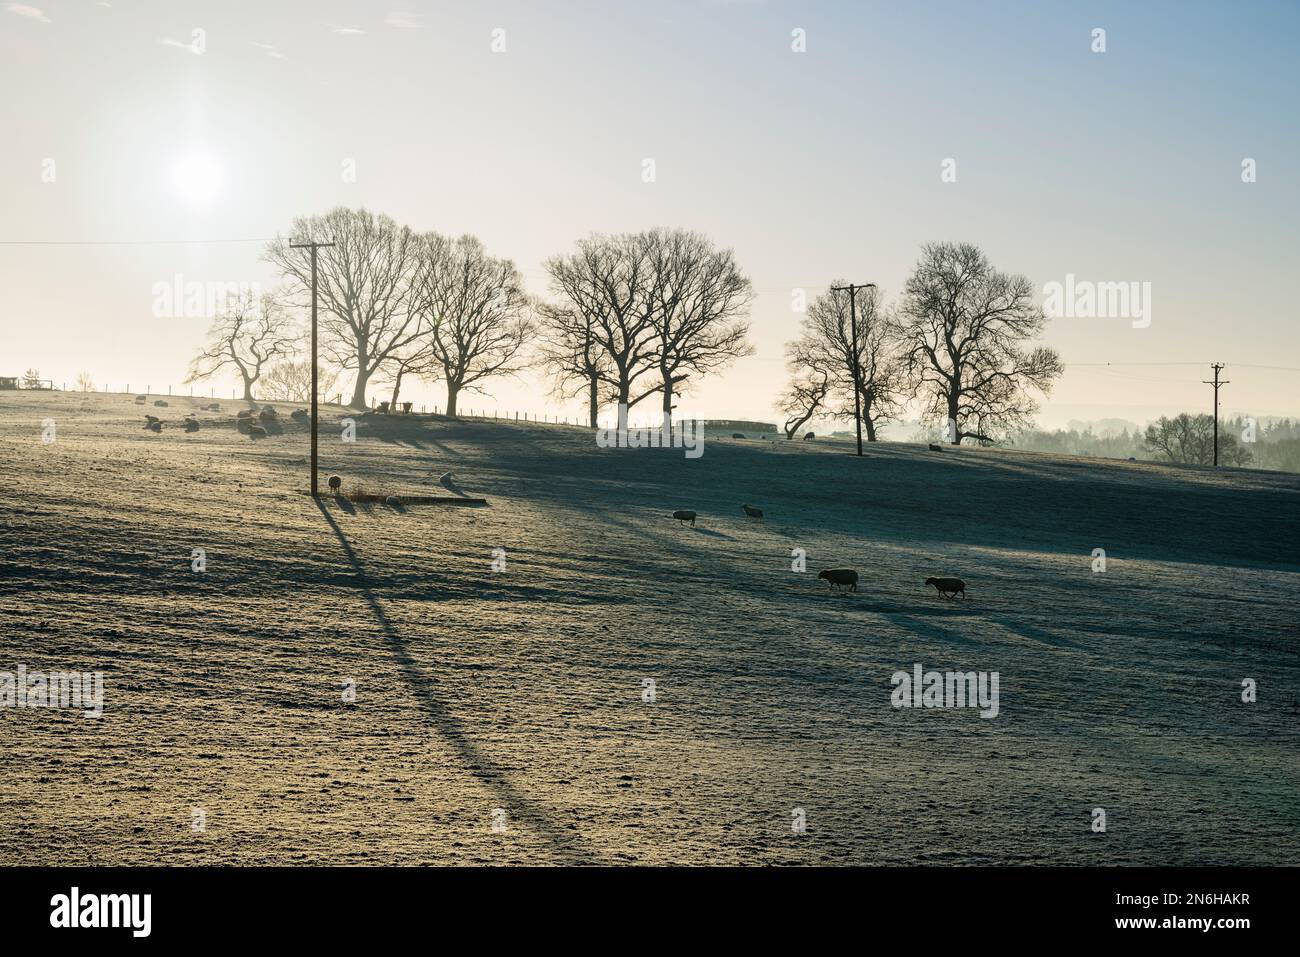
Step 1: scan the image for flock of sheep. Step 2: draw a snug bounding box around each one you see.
[673,504,968,600]
[136,397,308,439]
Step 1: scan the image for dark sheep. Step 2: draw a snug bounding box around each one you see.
[928,443,943,452]
[672,510,697,526]
[248,425,267,439]
[183,417,200,433]
[236,409,253,419]
[134,395,147,404]
[732,433,745,439]
[153,399,169,407]
[804,432,815,441]
[926,576,966,599]
[290,409,309,421]
[328,475,342,494]
[818,569,858,592]
[741,504,763,518]
[146,420,163,433]
[142,415,159,428]
[236,417,253,434]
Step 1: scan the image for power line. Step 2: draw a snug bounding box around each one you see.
[0,238,276,246]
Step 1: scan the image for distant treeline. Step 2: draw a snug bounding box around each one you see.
[1011,415,1300,473]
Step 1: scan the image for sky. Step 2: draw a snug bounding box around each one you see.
[2,0,1297,431]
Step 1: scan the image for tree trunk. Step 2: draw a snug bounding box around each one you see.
[661,374,674,438]
[587,374,599,429]
[947,392,961,444]
[349,371,369,409]
[445,382,460,417]
[390,366,404,409]
[241,374,255,402]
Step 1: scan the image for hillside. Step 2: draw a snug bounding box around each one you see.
[1,390,1297,865]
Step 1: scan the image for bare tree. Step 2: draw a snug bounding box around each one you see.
[784,283,905,441]
[259,360,340,404]
[544,234,661,418]
[641,229,753,432]
[411,233,533,416]
[265,208,420,409]
[896,242,1062,444]
[777,367,831,439]
[536,302,612,428]
[184,291,298,401]
[1144,413,1252,466]
[75,371,95,392]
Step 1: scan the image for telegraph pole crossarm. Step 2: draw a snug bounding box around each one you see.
[289,238,335,496]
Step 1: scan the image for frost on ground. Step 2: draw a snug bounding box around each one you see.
[1,391,1297,865]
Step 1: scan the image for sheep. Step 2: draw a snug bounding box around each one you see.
[236,417,253,435]
[153,399,169,407]
[248,424,267,439]
[257,410,277,424]
[236,409,253,419]
[384,495,402,508]
[672,509,697,527]
[925,576,966,599]
[804,432,815,441]
[731,432,745,439]
[146,419,163,433]
[818,569,858,592]
[290,409,309,421]
[741,504,763,519]
[928,443,943,452]
[328,475,342,494]
[261,405,278,416]
[134,395,147,404]
[183,417,200,433]
[142,414,159,428]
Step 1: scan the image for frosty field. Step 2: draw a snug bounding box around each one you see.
[1,390,1297,865]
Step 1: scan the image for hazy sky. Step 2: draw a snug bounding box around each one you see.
[2,0,1297,430]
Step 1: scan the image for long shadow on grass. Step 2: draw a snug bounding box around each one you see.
[314,498,598,864]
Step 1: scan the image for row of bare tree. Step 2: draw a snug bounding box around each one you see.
[778,242,1063,444]
[185,212,1061,444]
[186,208,754,423]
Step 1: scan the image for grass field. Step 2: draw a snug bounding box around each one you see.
[1,390,1297,865]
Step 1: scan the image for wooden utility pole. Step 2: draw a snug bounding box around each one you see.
[1203,363,1229,466]
[290,238,335,496]
[829,281,876,456]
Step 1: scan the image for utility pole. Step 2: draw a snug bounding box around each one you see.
[290,238,335,496]
[829,281,876,456]
[1202,362,1229,466]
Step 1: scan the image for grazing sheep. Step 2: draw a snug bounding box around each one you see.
[146,420,163,433]
[818,568,858,592]
[732,432,745,439]
[153,399,169,407]
[183,417,200,433]
[384,495,402,508]
[236,409,253,419]
[236,417,253,434]
[328,475,342,494]
[134,395,147,404]
[804,432,815,441]
[928,443,943,452]
[257,410,277,424]
[248,424,267,439]
[925,576,966,599]
[741,504,764,518]
[142,414,159,427]
[672,509,697,527]
[290,408,309,421]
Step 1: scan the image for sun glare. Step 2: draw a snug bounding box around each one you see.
[171,153,223,204]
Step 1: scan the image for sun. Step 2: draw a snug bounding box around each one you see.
[171,153,224,204]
